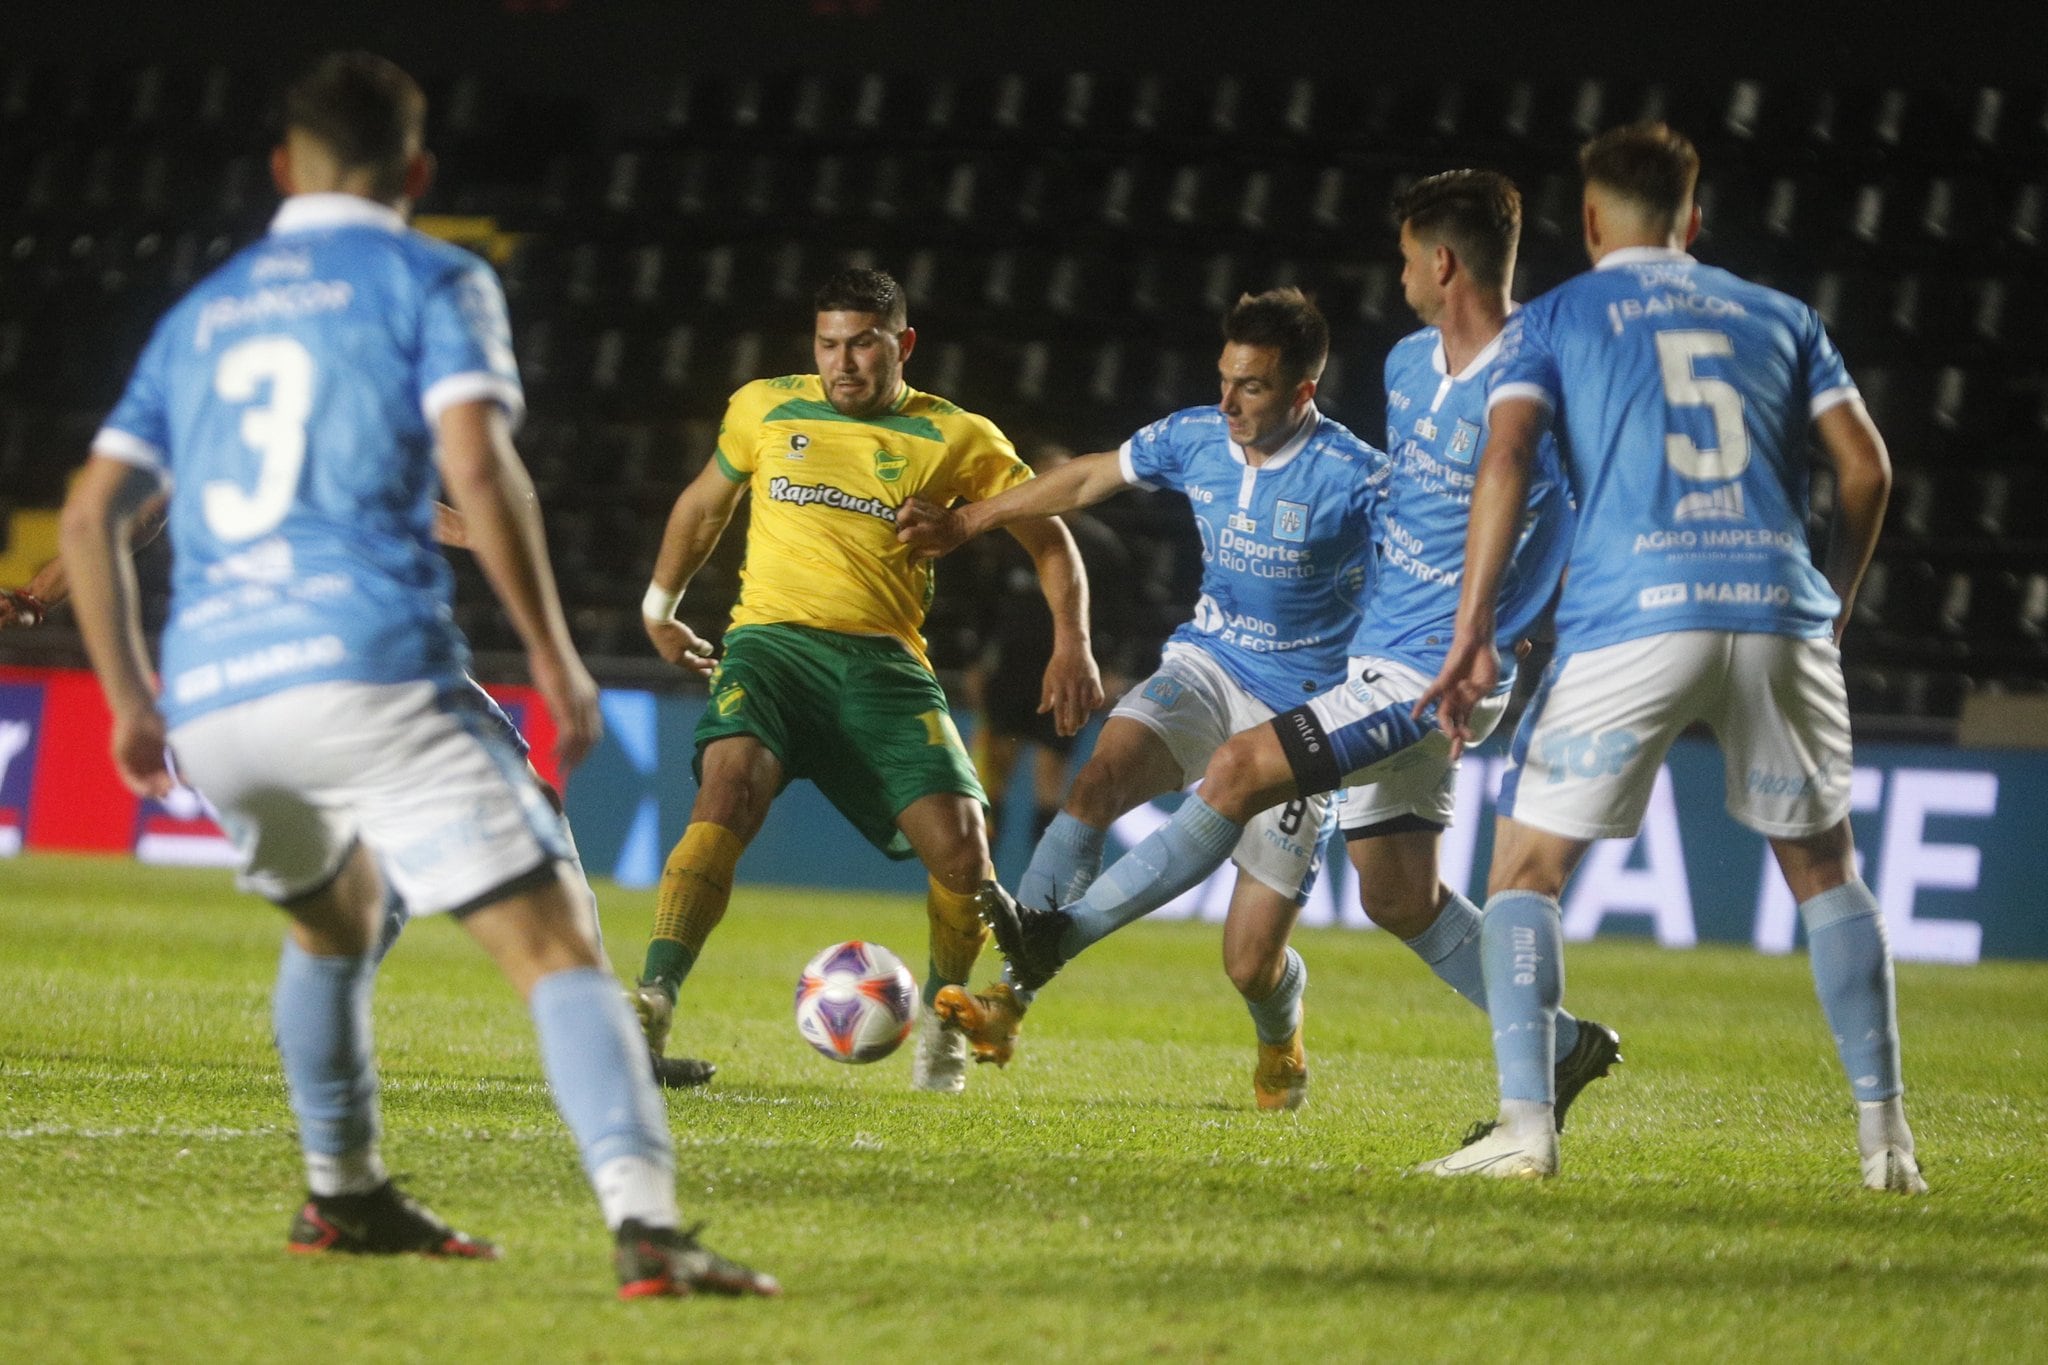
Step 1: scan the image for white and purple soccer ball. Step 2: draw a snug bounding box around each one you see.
[793,940,918,1063]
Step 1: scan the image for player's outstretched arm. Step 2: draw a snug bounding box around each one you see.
[640,458,748,675]
[1813,399,1893,645]
[1415,398,1546,756]
[2,490,169,629]
[436,399,602,771]
[896,449,1128,563]
[1003,515,1105,737]
[58,457,172,796]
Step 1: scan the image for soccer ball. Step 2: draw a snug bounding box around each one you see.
[793,940,918,1063]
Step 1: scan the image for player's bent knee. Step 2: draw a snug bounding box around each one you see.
[1200,739,1266,820]
[690,776,770,840]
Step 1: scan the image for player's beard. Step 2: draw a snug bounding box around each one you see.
[828,367,898,418]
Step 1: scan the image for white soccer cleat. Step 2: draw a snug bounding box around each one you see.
[1413,1123,1559,1180]
[909,1003,969,1093]
[631,982,674,1057]
[1861,1144,1929,1195]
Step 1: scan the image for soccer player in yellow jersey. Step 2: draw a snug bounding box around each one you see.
[632,268,1103,1091]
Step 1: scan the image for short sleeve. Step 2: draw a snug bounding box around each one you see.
[1488,305,1561,415]
[418,259,525,430]
[1117,413,1184,492]
[950,416,1032,502]
[95,318,175,485]
[1802,306,1860,419]
[712,384,765,480]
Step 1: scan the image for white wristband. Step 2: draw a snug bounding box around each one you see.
[641,583,683,622]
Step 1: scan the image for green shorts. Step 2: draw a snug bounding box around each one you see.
[694,623,986,859]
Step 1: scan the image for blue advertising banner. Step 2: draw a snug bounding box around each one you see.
[563,689,2047,965]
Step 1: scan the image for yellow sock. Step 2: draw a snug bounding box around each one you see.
[640,822,743,994]
[926,875,989,999]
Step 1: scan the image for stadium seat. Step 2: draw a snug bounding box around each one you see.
[2018,574,2048,643]
[1844,664,1894,714]
[1979,464,2048,542]
[1894,667,1970,718]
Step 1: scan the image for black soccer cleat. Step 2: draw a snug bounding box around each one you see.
[1552,1019,1622,1132]
[1455,1019,1623,1147]
[614,1219,781,1300]
[974,880,1070,992]
[650,1054,718,1090]
[287,1181,499,1259]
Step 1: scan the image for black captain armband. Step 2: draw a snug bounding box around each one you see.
[1271,703,1344,796]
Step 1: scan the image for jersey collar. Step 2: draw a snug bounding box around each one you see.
[1430,312,1514,384]
[1230,402,1319,472]
[1595,245,1695,271]
[269,193,408,237]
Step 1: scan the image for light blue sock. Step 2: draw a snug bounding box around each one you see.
[529,968,675,1178]
[998,961,1036,1009]
[1060,795,1243,958]
[1245,948,1306,1045]
[274,941,380,1161]
[1018,812,1107,912]
[1480,891,1564,1104]
[1799,881,1903,1102]
[1404,891,1582,1062]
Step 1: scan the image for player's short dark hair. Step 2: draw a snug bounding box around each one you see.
[283,52,426,200]
[1392,170,1522,290]
[1221,288,1328,386]
[1579,122,1700,228]
[813,267,908,330]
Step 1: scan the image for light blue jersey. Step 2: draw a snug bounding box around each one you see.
[1366,325,1573,674]
[1120,405,1378,711]
[96,194,523,727]
[1490,246,1857,653]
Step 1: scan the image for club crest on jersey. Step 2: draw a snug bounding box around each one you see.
[1274,500,1309,543]
[1227,511,1257,534]
[1142,675,1186,708]
[1447,419,1481,465]
[873,447,907,482]
[715,685,746,718]
[786,433,810,459]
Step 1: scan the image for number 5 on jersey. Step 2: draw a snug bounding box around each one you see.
[1656,329,1748,482]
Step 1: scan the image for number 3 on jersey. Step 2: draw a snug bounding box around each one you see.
[205,335,314,542]
[1655,330,1748,482]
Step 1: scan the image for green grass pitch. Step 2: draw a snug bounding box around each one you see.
[3,852,2044,1362]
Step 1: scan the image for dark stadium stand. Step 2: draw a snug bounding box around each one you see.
[1,65,2042,723]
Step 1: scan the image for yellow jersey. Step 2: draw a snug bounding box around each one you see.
[712,374,1031,667]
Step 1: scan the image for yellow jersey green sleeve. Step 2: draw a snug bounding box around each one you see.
[938,410,1033,505]
[711,380,778,481]
[719,377,1030,668]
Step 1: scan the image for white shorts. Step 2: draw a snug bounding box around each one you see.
[1500,630,1852,841]
[1109,642,1330,901]
[168,679,570,913]
[1300,655,1510,832]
